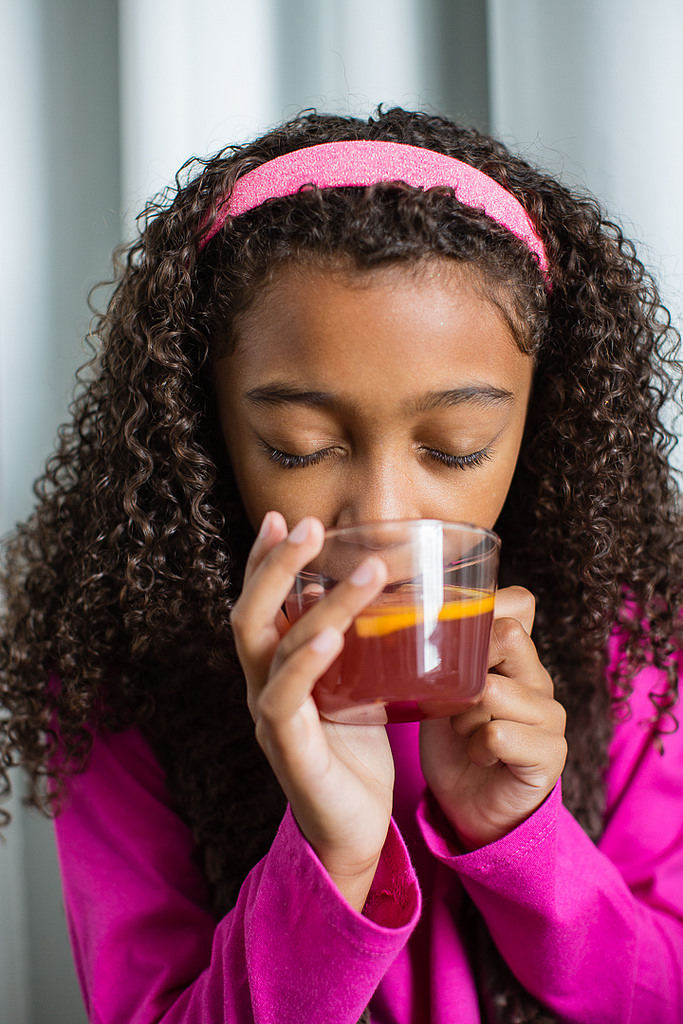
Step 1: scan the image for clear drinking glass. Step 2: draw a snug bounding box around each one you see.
[285,519,500,724]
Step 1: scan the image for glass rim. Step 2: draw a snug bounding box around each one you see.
[319,518,501,548]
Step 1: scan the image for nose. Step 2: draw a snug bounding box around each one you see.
[334,456,421,527]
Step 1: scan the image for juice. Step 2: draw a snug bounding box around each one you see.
[285,585,494,724]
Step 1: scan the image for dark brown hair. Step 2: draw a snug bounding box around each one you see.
[1,108,681,1022]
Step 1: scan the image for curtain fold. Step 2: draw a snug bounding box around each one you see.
[118,0,431,224]
[1,2,119,1021]
[489,0,683,465]
[489,0,683,328]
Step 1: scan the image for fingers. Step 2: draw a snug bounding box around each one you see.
[231,513,388,718]
[465,718,567,780]
[230,515,326,682]
[238,514,326,630]
[255,625,345,740]
[451,604,566,774]
[451,672,565,735]
[243,510,289,581]
[257,555,388,727]
[494,585,535,634]
[422,585,567,848]
[487,612,551,695]
[271,555,387,674]
[447,670,567,797]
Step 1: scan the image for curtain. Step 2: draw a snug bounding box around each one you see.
[118,0,481,223]
[1,3,120,1021]
[489,0,683,385]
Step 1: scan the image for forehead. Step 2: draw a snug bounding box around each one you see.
[224,259,531,397]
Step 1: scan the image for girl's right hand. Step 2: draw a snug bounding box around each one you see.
[230,511,394,912]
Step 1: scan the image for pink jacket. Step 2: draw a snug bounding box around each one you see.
[53,653,683,1023]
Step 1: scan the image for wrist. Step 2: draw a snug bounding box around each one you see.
[427,785,554,853]
[322,855,382,913]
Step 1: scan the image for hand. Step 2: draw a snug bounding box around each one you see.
[230,511,394,911]
[419,586,567,850]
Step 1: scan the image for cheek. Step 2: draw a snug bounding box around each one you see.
[228,459,277,530]
[456,442,523,529]
[453,477,509,531]
[220,416,296,529]
[229,462,333,533]
[220,430,269,530]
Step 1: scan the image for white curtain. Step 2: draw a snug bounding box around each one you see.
[488,0,683,462]
[1,2,120,1020]
[118,0,429,225]
[2,2,682,1020]
[489,0,683,332]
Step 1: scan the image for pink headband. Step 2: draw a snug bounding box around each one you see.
[199,140,549,281]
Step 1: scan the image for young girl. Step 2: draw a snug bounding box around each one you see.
[1,108,682,1024]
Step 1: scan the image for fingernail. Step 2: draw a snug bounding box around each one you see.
[288,519,310,544]
[349,559,375,587]
[311,626,339,653]
[258,512,273,540]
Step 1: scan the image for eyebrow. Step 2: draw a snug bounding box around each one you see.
[413,386,515,412]
[245,382,515,411]
[245,384,335,407]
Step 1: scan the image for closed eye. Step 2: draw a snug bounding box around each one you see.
[422,446,493,469]
[259,441,336,469]
[260,441,493,471]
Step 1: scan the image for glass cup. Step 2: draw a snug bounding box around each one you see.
[285,519,500,724]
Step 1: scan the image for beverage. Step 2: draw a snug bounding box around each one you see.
[287,519,500,724]
[285,584,494,724]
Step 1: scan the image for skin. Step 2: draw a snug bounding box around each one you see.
[216,259,567,911]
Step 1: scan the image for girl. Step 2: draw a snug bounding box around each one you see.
[1,108,682,1024]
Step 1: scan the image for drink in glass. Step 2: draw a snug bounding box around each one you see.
[286,520,499,724]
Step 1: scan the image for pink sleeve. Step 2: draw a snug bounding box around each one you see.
[53,726,420,1024]
[418,661,683,1024]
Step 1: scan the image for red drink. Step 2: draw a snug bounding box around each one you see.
[285,585,494,724]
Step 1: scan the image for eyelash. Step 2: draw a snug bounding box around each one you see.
[260,442,493,471]
[421,446,493,470]
[260,443,335,469]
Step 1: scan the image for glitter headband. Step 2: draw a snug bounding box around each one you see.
[199,139,549,281]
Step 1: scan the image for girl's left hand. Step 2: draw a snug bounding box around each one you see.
[419,586,567,851]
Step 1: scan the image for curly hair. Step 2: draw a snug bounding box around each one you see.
[1,108,682,1023]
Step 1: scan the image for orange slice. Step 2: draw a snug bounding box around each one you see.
[354,590,495,638]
